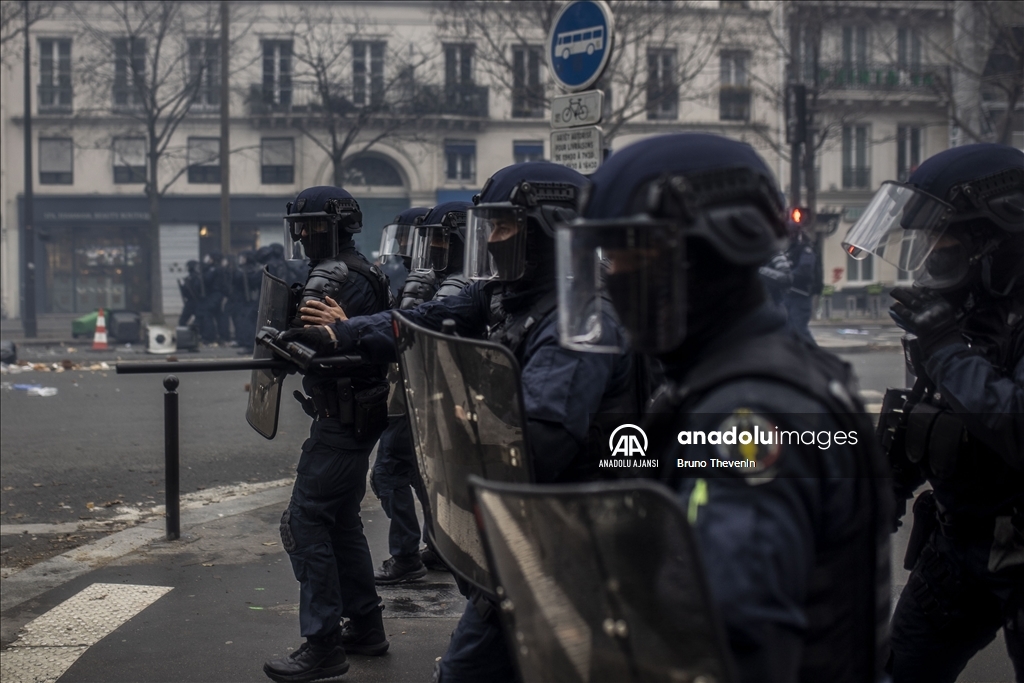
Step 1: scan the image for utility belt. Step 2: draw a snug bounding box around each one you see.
[293,379,389,438]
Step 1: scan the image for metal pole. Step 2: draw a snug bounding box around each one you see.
[22,0,37,338]
[219,0,231,255]
[163,375,180,540]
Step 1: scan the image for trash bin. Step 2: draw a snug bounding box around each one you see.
[72,311,99,338]
[108,310,141,343]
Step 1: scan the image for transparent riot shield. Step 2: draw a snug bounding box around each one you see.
[393,311,533,595]
[469,477,734,683]
[246,268,292,439]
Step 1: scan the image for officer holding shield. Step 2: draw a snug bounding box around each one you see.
[285,162,636,683]
[262,186,393,683]
[560,133,891,682]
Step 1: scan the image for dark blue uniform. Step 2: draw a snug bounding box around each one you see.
[785,234,816,344]
[889,309,1024,683]
[328,280,633,682]
[656,304,890,683]
[282,248,391,642]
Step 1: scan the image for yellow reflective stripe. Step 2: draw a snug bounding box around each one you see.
[688,478,708,525]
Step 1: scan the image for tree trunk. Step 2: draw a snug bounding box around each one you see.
[332,155,344,187]
[148,138,164,324]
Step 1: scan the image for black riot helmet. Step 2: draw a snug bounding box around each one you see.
[843,144,1024,295]
[410,201,473,275]
[283,186,363,261]
[380,206,431,265]
[561,133,787,354]
[465,162,586,283]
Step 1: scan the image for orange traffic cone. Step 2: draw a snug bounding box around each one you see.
[92,308,110,350]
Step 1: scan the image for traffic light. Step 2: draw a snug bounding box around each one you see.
[790,206,809,224]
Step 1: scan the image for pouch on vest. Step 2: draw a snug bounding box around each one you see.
[354,383,389,438]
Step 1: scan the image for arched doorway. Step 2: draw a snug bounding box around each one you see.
[341,154,410,259]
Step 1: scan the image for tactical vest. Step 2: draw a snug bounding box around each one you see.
[487,290,559,361]
[296,249,393,324]
[654,330,890,683]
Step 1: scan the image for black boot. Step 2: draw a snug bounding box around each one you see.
[374,554,427,585]
[420,547,448,572]
[340,605,390,656]
[263,637,349,683]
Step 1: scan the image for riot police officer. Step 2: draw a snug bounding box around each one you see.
[373,201,472,584]
[562,132,891,682]
[284,162,636,683]
[378,206,431,299]
[785,221,818,343]
[843,143,1023,682]
[177,260,203,327]
[262,186,394,683]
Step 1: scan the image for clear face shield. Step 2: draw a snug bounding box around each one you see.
[379,222,416,264]
[410,225,452,272]
[284,215,340,261]
[465,205,529,281]
[842,181,955,273]
[557,220,686,354]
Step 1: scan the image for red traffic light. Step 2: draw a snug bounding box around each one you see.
[789,207,808,224]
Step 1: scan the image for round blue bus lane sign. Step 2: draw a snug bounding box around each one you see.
[548,1,615,93]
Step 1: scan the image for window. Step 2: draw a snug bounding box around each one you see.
[342,156,404,186]
[261,138,294,185]
[842,26,868,69]
[512,45,544,118]
[39,138,73,184]
[445,44,474,87]
[353,41,385,107]
[187,137,220,184]
[647,49,678,120]
[262,40,292,106]
[897,28,921,70]
[188,39,220,108]
[445,140,475,182]
[513,141,544,164]
[114,37,146,108]
[896,125,922,183]
[38,39,72,111]
[719,50,750,121]
[842,125,870,189]
[113,137,146,184]
[846,252,874,282]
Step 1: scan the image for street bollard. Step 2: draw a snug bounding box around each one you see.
[163,375,180,540]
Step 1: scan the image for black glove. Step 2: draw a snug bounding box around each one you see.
[279,326,334,354]
[890,287,963,357]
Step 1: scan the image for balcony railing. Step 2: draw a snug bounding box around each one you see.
[842,166,872,189]
[719,86,751,121]
[38,85,72,113]
[820,62,940,91]
[249,81,489,119]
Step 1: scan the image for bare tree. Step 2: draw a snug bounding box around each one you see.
[435,0,724,145]
[923,0,1023,146]
[71,1,255,322]
[0,1,56,64]
[273,4,436,187]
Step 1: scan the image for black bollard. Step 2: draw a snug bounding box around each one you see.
[163,375,180,540]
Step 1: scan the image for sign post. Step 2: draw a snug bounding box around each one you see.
[547,1,614,174]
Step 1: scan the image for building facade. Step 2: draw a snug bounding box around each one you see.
[1,1,1018,321]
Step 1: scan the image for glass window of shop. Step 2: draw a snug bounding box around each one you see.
[43,226,151,313]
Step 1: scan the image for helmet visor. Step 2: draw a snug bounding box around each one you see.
[465,206,528,281]
[284,217,338,261]
[558,220,686,354]
[842,181,955,271]
[411,226,451,272]
[379,223,415,263]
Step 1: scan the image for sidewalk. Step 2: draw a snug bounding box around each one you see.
[0,480,461,683]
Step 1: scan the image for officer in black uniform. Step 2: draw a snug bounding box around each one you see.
[843,143,1023,683]
[262,186,394,683]
[562,132,891,682]
[378,206,431,300]
[282,162,636,683]
[177,260,203,327]
[785,222,818,343]
[373,201,473,584]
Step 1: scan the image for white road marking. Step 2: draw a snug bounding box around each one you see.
[0,583,172,683]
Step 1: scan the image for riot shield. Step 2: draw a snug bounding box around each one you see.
[393,311,532,595]
[469,477,734,683]
[246,268,292,439]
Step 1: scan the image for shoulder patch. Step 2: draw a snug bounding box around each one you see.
[714,408,781,484]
